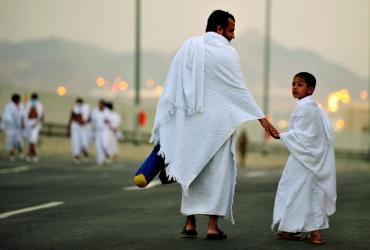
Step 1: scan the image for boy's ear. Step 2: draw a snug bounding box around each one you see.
[308,86,315,95]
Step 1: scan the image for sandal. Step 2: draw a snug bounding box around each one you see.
[206,228,227,240]
[275,231,302,241]
[303,235,325,245]
[181,227,197,238]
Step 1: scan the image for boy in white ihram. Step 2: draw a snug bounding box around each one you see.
[24,93,44,163]
[272,72,337,245]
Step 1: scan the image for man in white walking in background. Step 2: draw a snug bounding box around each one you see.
[91,99,112,166]
[67,97,91,165]
[150,10,278,239]
[24,93,44,163]
[105,101,122,162]
[1,93,25,161]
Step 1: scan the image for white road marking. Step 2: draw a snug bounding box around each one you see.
[0,166,31,174]
[244,170,270,178]
[123,180,162,191]
[0,201,65,219]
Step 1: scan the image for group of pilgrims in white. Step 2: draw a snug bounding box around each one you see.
[1,95,122,166]
[0,9,337,246]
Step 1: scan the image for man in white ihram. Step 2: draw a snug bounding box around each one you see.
[24,93,44,163]
[150,10,278,239]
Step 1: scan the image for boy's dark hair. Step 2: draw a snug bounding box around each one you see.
[31,93,38,100]
[206,10,235,32]
[11,93,21,103]
[295,72,316,89]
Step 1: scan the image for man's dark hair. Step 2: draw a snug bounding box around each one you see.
[31,93,38,100]
[11,93,21,103]
[295,72,316,89]
[206,10,235,32]
[76,97,84,104]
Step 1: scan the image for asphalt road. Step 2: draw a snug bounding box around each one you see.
[0,155,369,250]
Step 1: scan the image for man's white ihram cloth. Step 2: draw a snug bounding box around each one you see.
[150,32,264,222]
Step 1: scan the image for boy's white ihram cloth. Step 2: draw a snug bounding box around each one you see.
[150,32,264,222]
[272,95,337,232]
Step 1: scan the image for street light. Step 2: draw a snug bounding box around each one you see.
[261,0,272,156]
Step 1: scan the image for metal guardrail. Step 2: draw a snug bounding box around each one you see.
[0,120,369,159]
[40,122,151,144]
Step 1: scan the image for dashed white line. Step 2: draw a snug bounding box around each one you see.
[0,201,65,219]
[123,180,162,191]
[0,165,31,174]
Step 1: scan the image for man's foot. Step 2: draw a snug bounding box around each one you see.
[181,216,197,238]
[206,228,227,240]
[275,231,301,241]
[181,227,197,238]
[19,153,25,160]
[73,158,80,165]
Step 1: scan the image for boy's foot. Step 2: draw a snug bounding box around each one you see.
[73,158,80,165]
[303,235,325,245]
[275,231,301,241]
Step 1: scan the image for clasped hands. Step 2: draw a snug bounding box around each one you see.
[259,118,280,139]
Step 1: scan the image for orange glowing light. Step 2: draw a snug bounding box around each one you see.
[96,77,106,87]
[335,119,345,131]
[277,120,288,129]
[118,80,128,91]
[155,85,163,96]
[57,86,66,96]
[328,89,351,112]
[146,79,155,88]
[360,90,368,100]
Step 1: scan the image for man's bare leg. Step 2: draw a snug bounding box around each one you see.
[185,215,196,230]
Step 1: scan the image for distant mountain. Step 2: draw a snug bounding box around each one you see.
[0,31,367,116]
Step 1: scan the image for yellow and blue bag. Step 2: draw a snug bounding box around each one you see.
[134,145,165,188]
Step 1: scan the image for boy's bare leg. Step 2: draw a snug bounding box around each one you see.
[310,230,323,241]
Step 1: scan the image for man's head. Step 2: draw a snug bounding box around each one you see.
[98,99,105,110]
[206,10,235,42]
[291,72,316,99]
[11,93,21,105]
[76,97,84,105]
[31,93,38,101]
[105,102,114,111]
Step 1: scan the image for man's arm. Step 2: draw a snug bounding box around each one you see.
[258,117,280,139]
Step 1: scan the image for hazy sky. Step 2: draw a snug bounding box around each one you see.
[0,0,369,79]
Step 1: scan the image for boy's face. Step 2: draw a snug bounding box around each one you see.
[291,76,314,99]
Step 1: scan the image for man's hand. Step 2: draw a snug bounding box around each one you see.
[258,118,280,139]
